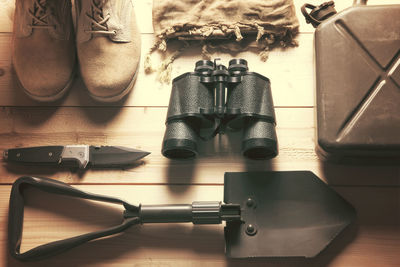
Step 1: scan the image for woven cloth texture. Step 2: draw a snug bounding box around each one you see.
[152,0,299,50]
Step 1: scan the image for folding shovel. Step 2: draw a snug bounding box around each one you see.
[8,171,356,261]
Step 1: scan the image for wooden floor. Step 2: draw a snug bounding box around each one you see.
[0,0,399,266]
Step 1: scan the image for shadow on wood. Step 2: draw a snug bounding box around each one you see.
[320,161,400,186]
[165,158,198,194]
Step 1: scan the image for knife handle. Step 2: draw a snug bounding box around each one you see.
[4,146,64,164]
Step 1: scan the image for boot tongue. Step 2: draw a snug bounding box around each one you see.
[91,1,108,32]
[77,0,133,43]
[103,0,133,43]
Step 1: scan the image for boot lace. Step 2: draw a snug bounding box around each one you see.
[28,0,55,29]
[85,0,116,35]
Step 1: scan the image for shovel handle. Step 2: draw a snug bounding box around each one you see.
[8,177,241,261]
[8,176,140,261]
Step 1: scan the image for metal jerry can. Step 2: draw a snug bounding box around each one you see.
[303,0,400,161]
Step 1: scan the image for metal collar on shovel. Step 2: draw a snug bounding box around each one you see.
[8,172,356,261]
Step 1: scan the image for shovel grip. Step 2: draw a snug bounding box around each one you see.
[129,202,241,224]
[8,176,140,261]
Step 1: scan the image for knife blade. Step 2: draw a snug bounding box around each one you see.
[3,145,150,169]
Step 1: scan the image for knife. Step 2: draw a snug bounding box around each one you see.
[3,145,150,169]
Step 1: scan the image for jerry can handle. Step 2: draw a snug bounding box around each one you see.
[301,1,337,28]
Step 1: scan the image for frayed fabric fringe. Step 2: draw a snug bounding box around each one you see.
[145,41,190,84]
[146,23,298,83]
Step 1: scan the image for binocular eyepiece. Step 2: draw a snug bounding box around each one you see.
[162,59,278,160]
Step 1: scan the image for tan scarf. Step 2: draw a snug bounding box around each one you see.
[147,0,299,82]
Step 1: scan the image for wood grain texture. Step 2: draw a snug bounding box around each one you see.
[0,106,399,186]
[0,0,399,266]
[0,184,399,266]
[0,0,398,34]
[0,33,315,107]
[0,0,398,107]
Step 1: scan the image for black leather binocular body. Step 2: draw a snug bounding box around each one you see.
[162,59,277,160]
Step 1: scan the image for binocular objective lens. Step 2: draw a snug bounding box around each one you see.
[162,120,199,159]
[242,118,278,160]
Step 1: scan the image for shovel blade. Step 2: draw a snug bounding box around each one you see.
[224,171,356,258]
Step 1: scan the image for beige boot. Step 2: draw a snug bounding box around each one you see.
[75,0,141,102]
[12,0,76,102]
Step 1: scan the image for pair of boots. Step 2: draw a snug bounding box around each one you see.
[12,0,141,102]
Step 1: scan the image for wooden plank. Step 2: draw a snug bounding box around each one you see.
[0,2,399,267]
[0,106,399,186]
[1,0,398,34]
[0,33,315,107]
[0,184,399,266]
[0,0,13,33]
[1,0,397,106]
[0,0,153,34]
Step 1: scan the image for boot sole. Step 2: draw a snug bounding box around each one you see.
[87,60,140,103]
[17,70,76,102]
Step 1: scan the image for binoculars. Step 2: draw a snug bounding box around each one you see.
[162,59,278,160]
